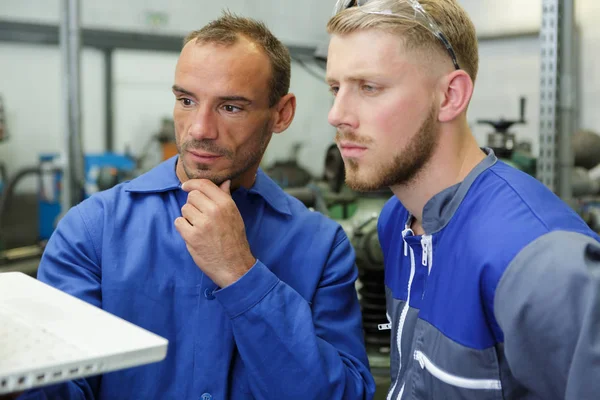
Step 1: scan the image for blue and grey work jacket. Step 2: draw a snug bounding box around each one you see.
[379,149,600,400]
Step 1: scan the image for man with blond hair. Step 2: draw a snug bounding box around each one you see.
[326,0,600,399]
[14,12,376,400]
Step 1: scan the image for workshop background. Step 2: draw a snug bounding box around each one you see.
[1,1,598,398]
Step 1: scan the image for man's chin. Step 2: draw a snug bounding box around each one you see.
[183,166,221,183]
[345,172,383,192]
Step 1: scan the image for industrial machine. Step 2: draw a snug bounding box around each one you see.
[0,151,135,270]
[571,129,600,232]
[264,143,313,190]
[136,117,177,168]
[477,96,536,176]
[37,152,136,241]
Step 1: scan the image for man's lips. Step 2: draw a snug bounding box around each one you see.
[338,142,367,158]
[188,150,222,163]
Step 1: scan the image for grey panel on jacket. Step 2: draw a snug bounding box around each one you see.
[385,285,534,399]
[408,319,503,400]
[494,230,600,400]
[421,148,496,234]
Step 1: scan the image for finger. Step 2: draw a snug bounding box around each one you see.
[174,216,193,236]
[186,189,215,214]
[181,179,215,193]
[187,179,230,202]
[181,203,203,226]
[219,179,231,194]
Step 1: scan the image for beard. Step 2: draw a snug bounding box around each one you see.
[339,104,440,192]
[177,120,272,185]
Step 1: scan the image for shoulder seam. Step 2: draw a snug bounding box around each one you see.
[488,168,551,232]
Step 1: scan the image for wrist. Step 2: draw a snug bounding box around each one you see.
[215,254,256,288]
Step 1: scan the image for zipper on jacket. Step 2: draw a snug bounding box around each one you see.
[420,235,433,299]
[387,230,416,400]
[413,351,502,390]
[379,313,392,331]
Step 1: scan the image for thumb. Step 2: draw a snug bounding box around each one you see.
[219,179,231,194]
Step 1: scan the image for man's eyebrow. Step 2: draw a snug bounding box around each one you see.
[327,74,382,84]
[218,96,252,104]
[172,85,195,98]
[172,86,252,104]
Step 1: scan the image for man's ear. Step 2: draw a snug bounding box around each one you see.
[272,93,296,134]
[437,70,473,123]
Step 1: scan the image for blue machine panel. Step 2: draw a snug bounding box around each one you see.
[38,153,136,241]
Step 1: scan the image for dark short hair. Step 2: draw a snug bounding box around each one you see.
[184,11,291,107]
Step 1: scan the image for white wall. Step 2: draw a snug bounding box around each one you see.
[2,0,600,193]
[0,42,105,192]
[459,0,541,36]
[112,49,177,161]
[0,0,333,47]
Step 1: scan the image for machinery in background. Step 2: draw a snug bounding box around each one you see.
[37,152,136,241]
[264,143,313,189]
[573,129,600,171]
[1,116,174,261]
[133,118,177,172]
[477,100,600,233]
[477,96,536,176]
[571,129,600,232]
[0,151,136,268]
[157,118,178,161]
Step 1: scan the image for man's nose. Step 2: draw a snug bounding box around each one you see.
[328,89,357,129]
[188,107,218,140]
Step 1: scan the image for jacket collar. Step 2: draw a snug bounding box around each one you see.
[420,147,498,234]
[124,156,291,216]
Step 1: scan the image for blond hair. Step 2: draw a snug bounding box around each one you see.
[185,11,291,107]
[327,0,479,82]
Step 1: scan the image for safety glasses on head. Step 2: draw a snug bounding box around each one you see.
[332,0,460,70]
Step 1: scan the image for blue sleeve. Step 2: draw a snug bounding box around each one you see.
[18,204,102,400]
[214,230,375,400]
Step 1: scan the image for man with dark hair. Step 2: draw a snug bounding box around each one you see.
[326,0,600,399]
[16,12,375,400]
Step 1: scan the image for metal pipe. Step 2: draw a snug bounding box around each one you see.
[60,0,85,213]
[558,0,576,201]
[104,48,114,152]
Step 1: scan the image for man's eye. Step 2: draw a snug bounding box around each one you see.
[329,86,339,96]
[178,98,194,107]
[362,85,376,93]
[223,105,242,113]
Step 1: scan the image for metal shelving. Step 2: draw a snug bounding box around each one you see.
[538,0,576,201]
